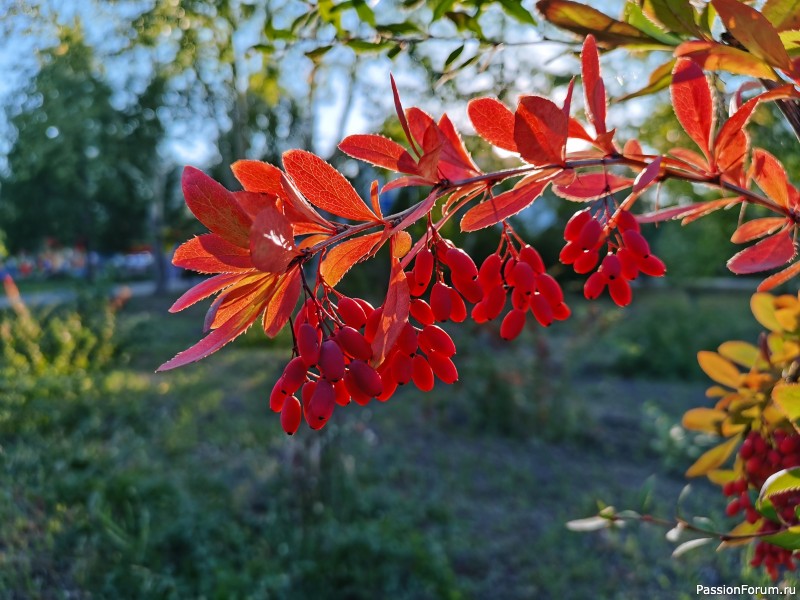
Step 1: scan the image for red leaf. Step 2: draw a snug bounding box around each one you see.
[320,231,383,287]
[263,269,301,337]
[731,217,787,244]
[371,241,411,366]
[638,198,740,223]
[467,97,518,152]
[667,148,709,172]
[382,176,434,192]
[460,172,557,232]
[751,149,791,207]
[514,96,567,166]
[231,160,283,195]
[249,206,300,273]
[633,156,663,193]
[758,260,800,292]
[581,35,607,135]
[173,235,254,274]
[369,180,383,219]
[182,167,253,248]
[390,74,420,157]
[568,118,594,143]
[338,134,418,173]
[675,41,780,80]
[283,150,378,222]
[671,59,715,159]
[712,0,791,71]
[233,191,277,221]
[169,273,243,313]
[437,114,481,180]
[552,172,632,201]
[727,230,795,274]
[279,174,334,234]
[210,276,276,330]
[157,299,264,371]
[407,107,438,153]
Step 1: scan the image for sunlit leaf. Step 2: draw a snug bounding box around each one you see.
[712,0,791,70]
[552,172,632,201]
[182,167,253,249]
[173,235,254,274]
[727,230,795,274]
[514,96,567,165]
[468,97,518,152]
[697,351,741,387]
[773,384,800,422]
[263,269,301,337]
[676,41,779,80]
[371,244,410,365]
[731,217,786,244]
[320,231,383,287]
[685,435,741,477]
[682,407,726,433]
[249,206,300,273]
[671,59,714,159]
[763,0,800,31]
[339,134,418,173]
[461,172,558,231]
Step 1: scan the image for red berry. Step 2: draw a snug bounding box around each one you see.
[376,375,398,401]
[333,379,351,406]
[280,395,302,435]
[583,271,607,300]
[638,254,666,277]
[564,209,592,241]
[413,249,434,290]
[559,241,582,264]
[500,308,526,340]
[608,277,632,307]
[427,351,458,384]
[535,274,563,306]
[281,356,308,394]
[471,301,489,323]
[297,323,321,367]
[448,288,468,322]
[418,325,457,357]
[445,248,478,279]
[573,250,600,274]
[308,379,335,423]
[451,272,484,303]
[552,302,571,320]
[337,297,368,329]
[615,209,640,232]
[599,254,621,280]
[318,339,346,382]
[511,287,530,311]
[364,307,383,343]
[396,322,419,356]
[392,352,414,385]
[344,370,372,405]
[622,229,649,257]
[412,355,435,391]
[530,294,553,327]
[520,245,545,274]
[509,262,536,294]
[348,360,383,398]
[577,218,603,250]
[409,299,435,325]
[336,326,373,360]
[269,379,286,412]
[483,285,507,320]
[616,247,639,280]
[725,499,741,517]
[430,282,453,322]
[478,254,503,289]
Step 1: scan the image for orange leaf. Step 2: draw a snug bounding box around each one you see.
[731,217,786,244]
[686,435,741,477]
[390,74,420,157]
[461,172,557,231]
[263,269,301,337]
[278,173,333,234]
[173,235,254,274]
[283,150,379,222]
[682,408,726,433]
[671,59,714,159]
[467,97,518,152]
[437,113,481,180]
[698,351,742,388]
[338,134,418,173]
[751,148,791,207]
[371,243,410,366]
[758,261,800,292]
[712,0,791,71]
[638,198,739,223]
[727,230,795,274]
[169,272,244,313]
[514,96,567,165]
[210,276,277,330]
[231,160,283,195]
[581,35,607,135]
[676,41,780,80]
[552,172,632,201]
[182,167,253,248]
[320,231,383,287]
[249,206,300,273]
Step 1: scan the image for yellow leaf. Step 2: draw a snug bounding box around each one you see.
[707,469,739,485]
[773,383,800,422]
[718,519,763,549]
[775,307,800,332]
[751,293,782,332]
[697,351,742,388]
[682,408,726,433]
[686,435,741,478]
[718,341,761,369]
[721,421,747,436]
[706,385,729,398]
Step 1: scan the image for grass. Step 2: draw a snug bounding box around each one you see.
[0,290,796,598]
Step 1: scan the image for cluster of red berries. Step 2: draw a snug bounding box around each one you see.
[560,207,666,307]
[723,430,800,580]
[407,229,569,343]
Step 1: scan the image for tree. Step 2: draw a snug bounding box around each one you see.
[0,26,164,268]
[110,0,800,585]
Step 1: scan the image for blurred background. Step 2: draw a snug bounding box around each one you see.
[1,0,798,598]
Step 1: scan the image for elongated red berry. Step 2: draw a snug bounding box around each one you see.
[413,248,434,289]
[483,285,506,320]
[333,378,351,406]
[397,322,419,355]
[511,287,530,310]
[552,302,571,320]
[337,296,368,329]
[577,218,602,250]
[608,277,632,307]
[427,351,458,384]
[583,271,607,300]
[448,288,467,322]
[407,270,425,297]
[530,294,553,327]
[344,370,372,405]
[615,209,640,232]
[281,395,302,435]
[308,379,335,423]
[471,301,489,323]
[376,375,398,402]
[297,323,321,367]
[520,245,545,274]
[500,308,526,340]
[616,247,639,279]
[479,254,503,289]
[452,272,484,303]
[598,254,621,280]
[409,299,435,325]
[564,209,592,241]
[445,247,478,279]
[412,355,435,391]
[392,352,414,385]
[622,229,649,256]
[430,282,453,322]
[348,360,383,397]
[318,339,346,381]
[336,326,372,360]
[418,324,456,357]
[638,254,666,277]
[301,380,317,415]
[535,274,563,306]
[270,379,286,412]
[281,356,308,394]
[559,241,582,264]
[573,250,599,274]
[364,307,383,343]
[510,262,535,294]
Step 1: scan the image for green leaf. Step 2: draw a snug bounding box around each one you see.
[717,341,761,369]
[346,40,394,53]
[498,0,537,25]
[772,384,800,422]
[536,0,668,49]
[642,0,703,38]
[446,11,484,37]
[751,293,783,332]
[763,526,800,551]
[306,45,333,63]
[762,0,800,31]
[618,58,675,101]
[760,468,800,504]
[623,2,682,46]
[377,22,423,36]
[353,0,376,27]
[432,0,457,21]
[444,45,464,69]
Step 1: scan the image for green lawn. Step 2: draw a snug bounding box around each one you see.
[0,290,794,598]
